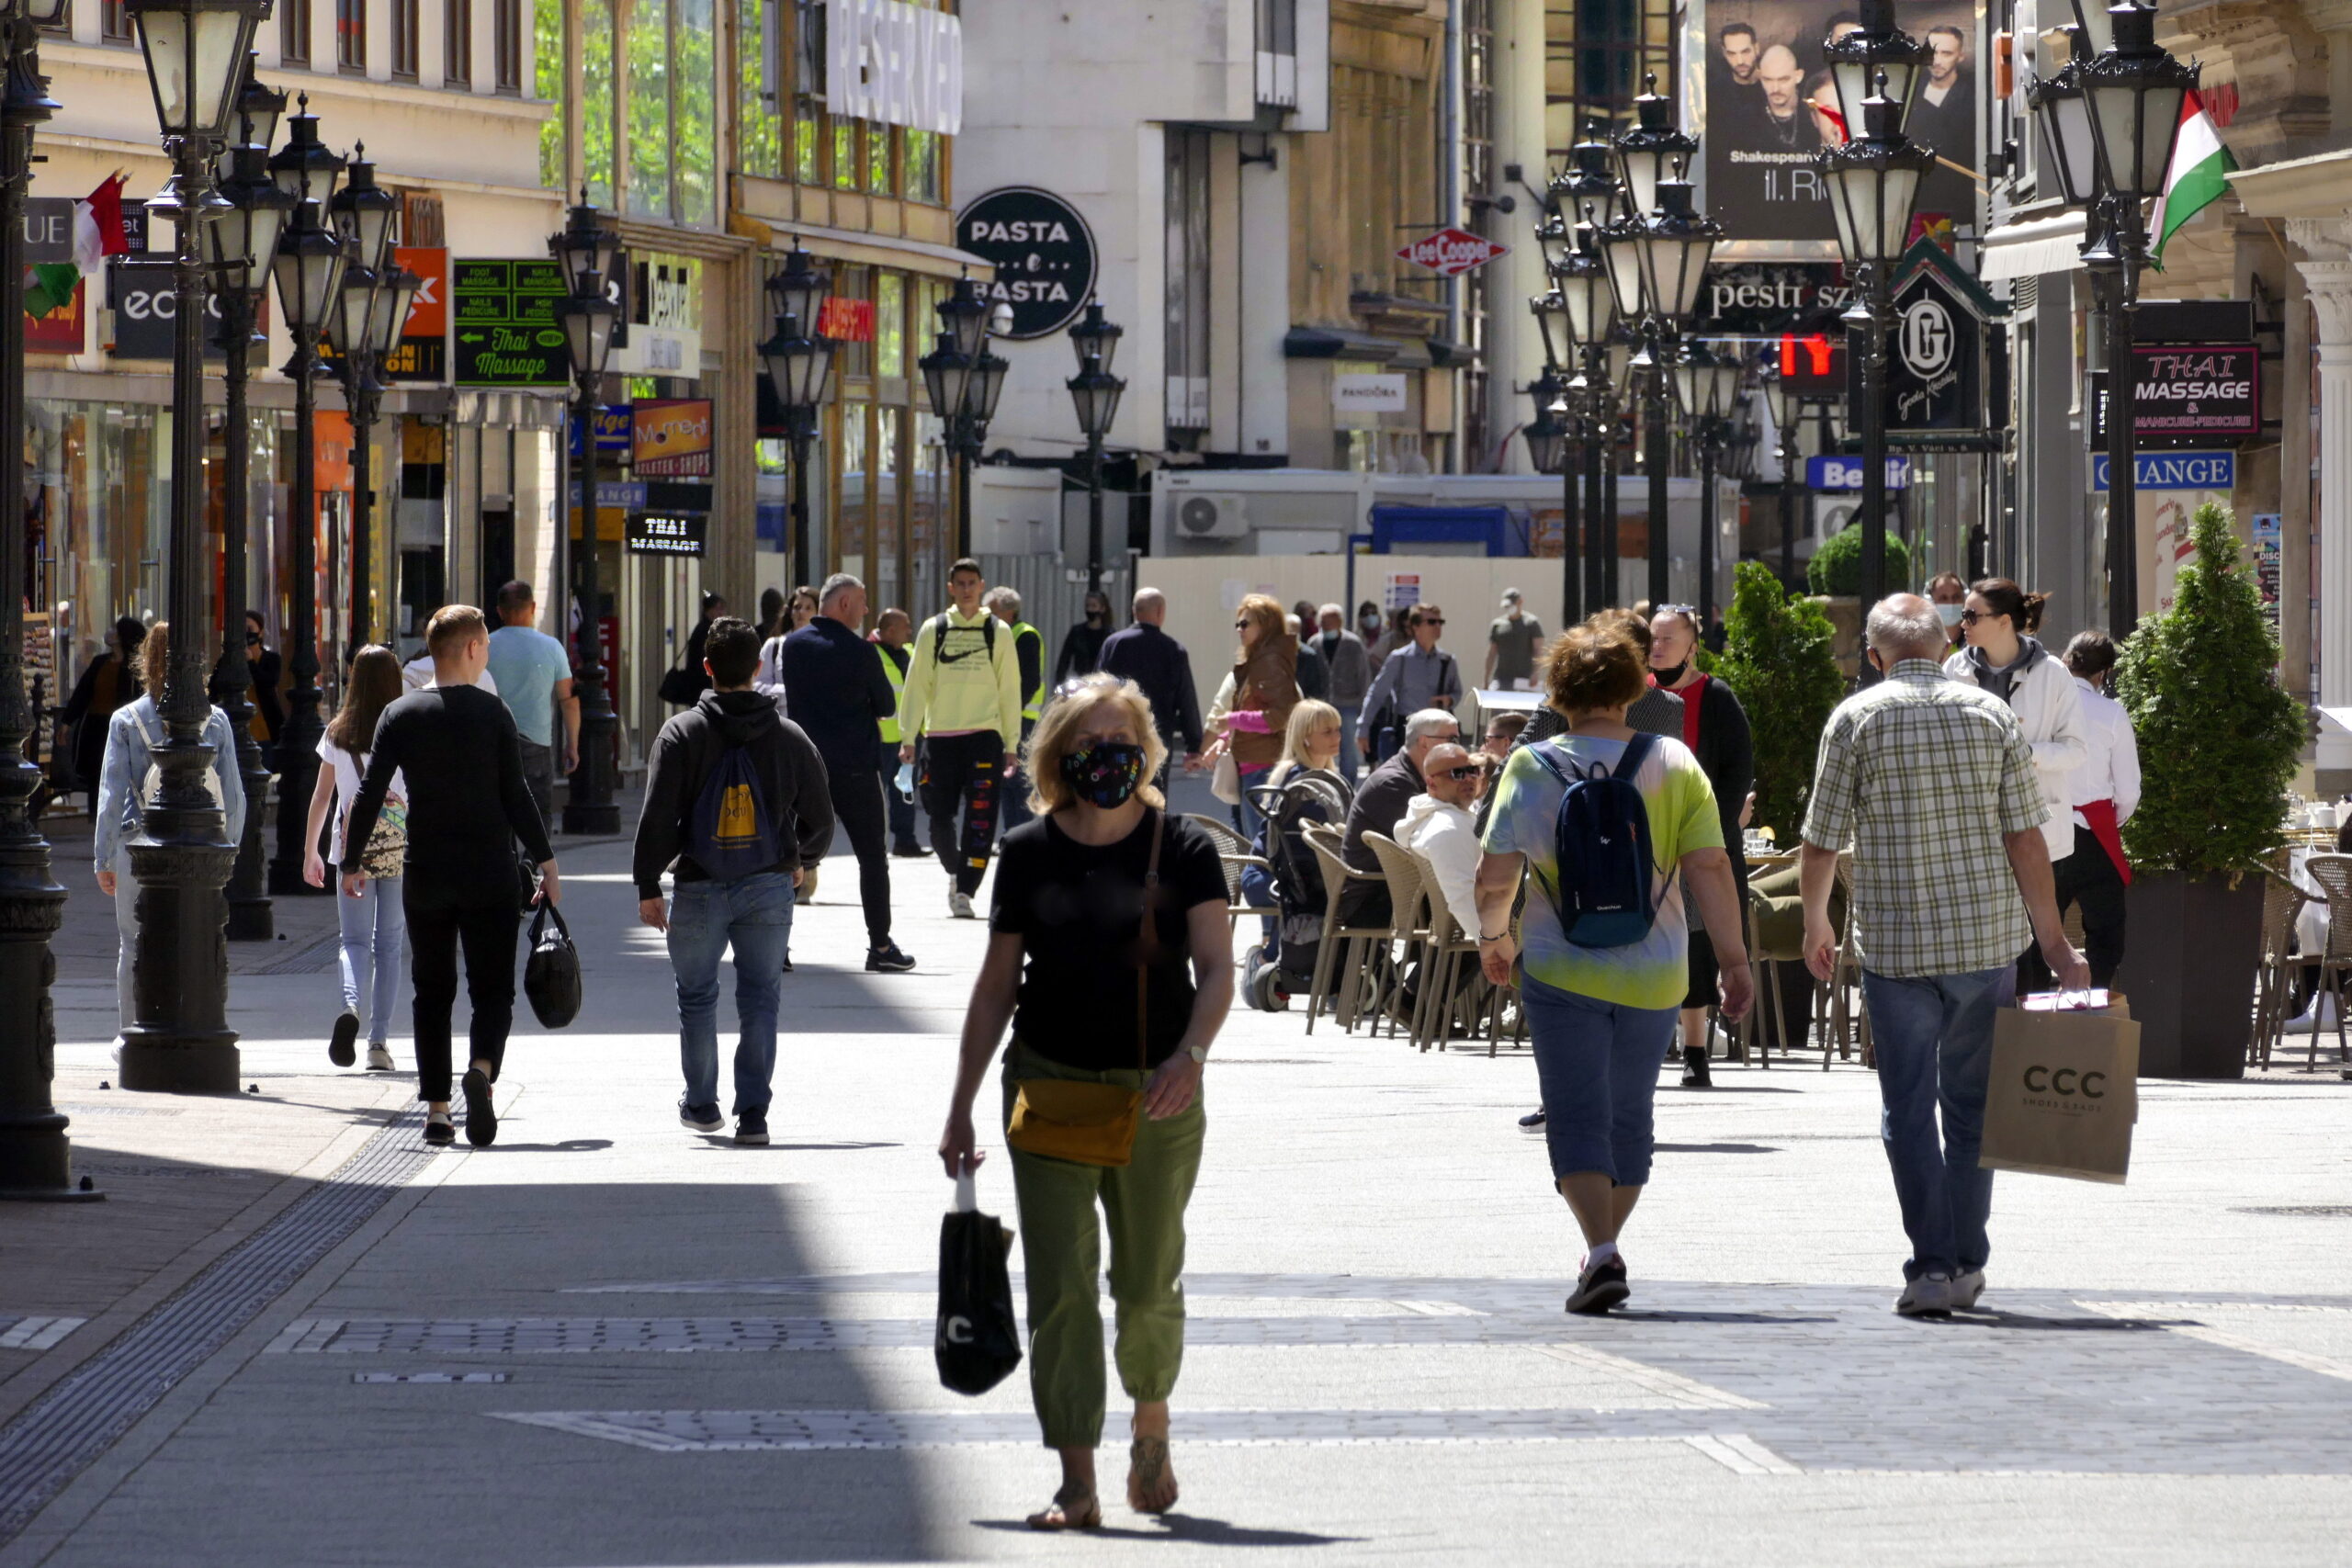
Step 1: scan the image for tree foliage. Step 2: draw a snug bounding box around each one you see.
[1806,520,1914,597]
[1712,561,1847,839]
[2112,502,2304,879]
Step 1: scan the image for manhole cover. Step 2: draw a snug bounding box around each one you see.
[2232,1205,2352,1218]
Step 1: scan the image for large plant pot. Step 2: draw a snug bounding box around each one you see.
[1808,595,1862,680]
[2110,871,2262,1079]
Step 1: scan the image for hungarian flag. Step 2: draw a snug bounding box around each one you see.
[2150,93,2235,270]
[27,174,130,319]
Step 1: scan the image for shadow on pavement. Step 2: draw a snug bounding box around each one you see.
[973,1514,1363,1547]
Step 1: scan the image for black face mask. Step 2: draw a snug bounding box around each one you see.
[1653,660,1688,687]
[1059,741,1148,808]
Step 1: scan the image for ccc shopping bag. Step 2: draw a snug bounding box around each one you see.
[1980,991,2139,1184]
[935,1164,1022,1395]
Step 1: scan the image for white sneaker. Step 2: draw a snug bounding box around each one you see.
[1896,1272,1955,1317]
[367,1043,396,1072]
[948,887,975,919]
[1951,1269,1985,1310]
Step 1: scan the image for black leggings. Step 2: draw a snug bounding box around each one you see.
[921,731,1002,897]
[2019,826,2129,991]
[829,767,893,946]
[404,878,520,1102]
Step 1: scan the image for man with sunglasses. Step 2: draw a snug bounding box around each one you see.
[1357,604,1462,764]
[1397,740,1487,943]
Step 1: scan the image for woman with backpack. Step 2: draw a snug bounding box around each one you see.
[302,646,409,1072]
[1473,623,1751,1314]
[938,672,1234,1531]
[92,620,245,1038]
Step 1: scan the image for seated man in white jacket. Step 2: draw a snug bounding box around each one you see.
[1396,740,1487,936]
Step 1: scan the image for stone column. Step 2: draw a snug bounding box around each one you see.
[2294,231,2352,778]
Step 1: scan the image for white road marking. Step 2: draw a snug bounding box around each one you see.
[0,1317,86,1351]
[2080,1300,2352,1384]
[1533,1343,1768,1409]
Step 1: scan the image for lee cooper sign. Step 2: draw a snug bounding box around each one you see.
[957,187,1095,339]
[1395,228,1508,276]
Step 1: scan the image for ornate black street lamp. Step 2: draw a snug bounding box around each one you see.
[264,96,343,897]
[1825,0,1930,128]
[1770,358,1808,589]
[1520,372,1577,624]
[1672,340,1744,630]
[757,248,834,592]
[328,146,399,652]
[1066,301,1125,595]
[552,199,619,834]
[1818,72,1932,659]
[921,276,1003,558]
[0,0,94,1197]
[204,53,288,942]
[121,0,268,1093]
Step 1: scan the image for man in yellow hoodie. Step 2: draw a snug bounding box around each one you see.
[896,557,1024,918]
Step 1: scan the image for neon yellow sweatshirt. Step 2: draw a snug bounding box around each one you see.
[896,605,1022,750]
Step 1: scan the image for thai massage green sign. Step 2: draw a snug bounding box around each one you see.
[452,258,570,385]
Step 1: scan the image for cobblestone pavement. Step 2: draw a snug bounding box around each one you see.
[6,817,2352,1566]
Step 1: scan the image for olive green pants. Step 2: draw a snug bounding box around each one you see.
[1001,1042,1206,1450]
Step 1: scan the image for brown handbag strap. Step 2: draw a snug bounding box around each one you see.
[1135,808,1164,1071]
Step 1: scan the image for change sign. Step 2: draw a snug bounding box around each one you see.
[452,258,570,386]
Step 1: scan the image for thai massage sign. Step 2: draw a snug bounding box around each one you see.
[827,0,963,135]
[2089,343,2260,446]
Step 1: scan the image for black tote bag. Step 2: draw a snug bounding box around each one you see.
[523,901,582,1029]
[934,1164,1023,1395]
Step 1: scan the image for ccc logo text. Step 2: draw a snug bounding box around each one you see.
[2023,1066,2106,1098]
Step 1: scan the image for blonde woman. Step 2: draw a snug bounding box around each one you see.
[940,673,1235,1530]
[1199,592,1299,838]
[1244,698,1343,947]
[92,621,246,1037]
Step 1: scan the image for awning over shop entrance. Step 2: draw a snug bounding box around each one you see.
[1977,210,2088,282]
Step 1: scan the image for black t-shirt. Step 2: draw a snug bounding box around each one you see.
[989,809,1230,1070]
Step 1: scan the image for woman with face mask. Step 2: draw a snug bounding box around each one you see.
[940,673,1235,1531]
[1054,591,1115,685]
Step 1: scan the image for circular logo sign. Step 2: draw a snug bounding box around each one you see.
[1899,297,1955,379]
[956,187,1097,340]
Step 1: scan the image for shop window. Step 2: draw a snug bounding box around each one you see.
[581,0,616,206]
[446,0,471,85]
[390,0,419,79]
[626,0,669,219]
[865,122,893,194]
[495,0,523,91]
[280,0,311,62]
[536,0,563,185]
[875,273,905,381]
[1164,129,1213,437]
[832,119,858,191]
[793,100,821,182]
[675,0,718,223]
[737,0,783,176]
[835,265,873,379]
[102,0,131,44]
[338,0,366,73]
[621,0,716,224]
[905,129,942,205]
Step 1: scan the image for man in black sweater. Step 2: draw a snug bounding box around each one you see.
[1098,587,1203,784]
[635,617,835,1145]
[780,573,914,973]
[343,604,555,1148]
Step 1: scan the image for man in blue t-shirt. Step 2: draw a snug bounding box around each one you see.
[485,580,578,828]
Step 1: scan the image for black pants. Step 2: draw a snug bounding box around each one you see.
[2019,824,2129,991]
[404,877,520,1103]
[921,731,1002,897]
[999,717,1038,831]
[830,766,893,947]
[881,739,921,849]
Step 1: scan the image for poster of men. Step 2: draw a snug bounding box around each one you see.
[1702,1,1979,249]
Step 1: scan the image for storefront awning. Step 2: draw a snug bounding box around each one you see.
[1977,210,2087,282]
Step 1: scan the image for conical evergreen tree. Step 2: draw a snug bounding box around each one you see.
[1713,562,1846,839]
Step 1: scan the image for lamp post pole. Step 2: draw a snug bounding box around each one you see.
[759,248,837,615]
[1066,301,1125,596]
[1854,271,1893,620]
[0,0,87,1198]
[1585,362,1609,612]
[1555,382,1580,625]
[551,199,619,836]
[1781,393,1804,589]
[2098,206,2139,624]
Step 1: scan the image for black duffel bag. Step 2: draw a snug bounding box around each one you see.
[934,1165,1022,1395]
[523,901,582,1029]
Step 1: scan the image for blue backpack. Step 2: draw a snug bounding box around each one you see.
[687,740,781,880]
[1528,733,1665,949]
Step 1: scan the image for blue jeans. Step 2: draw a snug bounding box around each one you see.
[1240,859,1277,954]
[1337,710,1360,783]
[1522,975,1676,1185]
[336,874,406,1043]
[665,872,797,1114]
[1860,964,2012,1280]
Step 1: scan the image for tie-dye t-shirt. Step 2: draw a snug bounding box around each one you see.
[1479,733,1723,1010]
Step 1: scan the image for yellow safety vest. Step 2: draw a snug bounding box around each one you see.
[1013,621,1044,721]
[876,637,908,744]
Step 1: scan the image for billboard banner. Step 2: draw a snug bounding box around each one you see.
[1699,0,1979,256]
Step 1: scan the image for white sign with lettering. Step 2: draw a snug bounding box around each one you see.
[828,0,963,136]
[1332,373,1408,414]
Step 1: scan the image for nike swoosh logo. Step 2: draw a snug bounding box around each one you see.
[937,646,983,663]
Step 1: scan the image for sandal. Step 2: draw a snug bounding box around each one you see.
[1023,1488,1101,1531]
[1127,1431,1179,1514]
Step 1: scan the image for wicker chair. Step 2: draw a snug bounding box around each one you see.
[2253,867,2312,1071]
[2296,853,2352,1071]
[1184,813,1271,935]
[1362,833,1431,1041]
[1405,844,1497,1052]
[1302,829,1391,1034]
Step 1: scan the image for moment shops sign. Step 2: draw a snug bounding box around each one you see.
[827,0,962,136]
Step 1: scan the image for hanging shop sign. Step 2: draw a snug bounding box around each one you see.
[1838,240,2005,446]
[1808,455,1910,491]
[2090,451,2235,492]
[614,253,698,378]
[388,244,448,382]
[452,257,570,386]
[569,405,634,455]
[1395,227,1508,276]
[957,187,1096,339]
[1332,373,1408,414]
[2087,344,2260,447]
[826,0,963,136]
[632,398,714,477]
[1694,262,1850,337]
[818,296,876,342]
[107,255,230,361]
[625,512,707,557]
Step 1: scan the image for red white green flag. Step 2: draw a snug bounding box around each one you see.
[2150,92,2235,270]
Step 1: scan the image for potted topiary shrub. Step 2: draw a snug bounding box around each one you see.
[1805,522,1913,676]
[2110,502,2305,1078]
[1713,560,1846,841]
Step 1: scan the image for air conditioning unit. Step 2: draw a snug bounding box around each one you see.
[1172,491,1249,540]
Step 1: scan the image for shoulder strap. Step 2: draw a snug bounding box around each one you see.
[1611,731,1657,782]
[1135,809,1165,1070]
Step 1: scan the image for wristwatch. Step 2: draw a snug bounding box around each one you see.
[1187,1044,1209,1065]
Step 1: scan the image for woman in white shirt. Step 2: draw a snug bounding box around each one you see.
[303,646,409,1071]
[2022,631,2141,989]
[1943,578,2086,868]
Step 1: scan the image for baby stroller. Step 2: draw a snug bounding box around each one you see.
[1238,770,1351,1011]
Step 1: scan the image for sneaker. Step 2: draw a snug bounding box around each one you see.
[460,1068,497,1147]
[735,1110,770,1146]
[780,952,795,974]
[1517,1108,1548,1134]
[1679,1045,1713,1089]
[423,1114,456,1147]
[366,1043,396,1072]
[948,888,976,919]
[1951,1269,1986,1311]
[866,942,916,973]
[1566,1257,1630,1315]
[329,1010,358,1067]
[679,1101,725,1134]
[891,840,928,858]
[1895,1272,1955,1317]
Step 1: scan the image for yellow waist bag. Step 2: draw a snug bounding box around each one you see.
[1006,810,1163,1168]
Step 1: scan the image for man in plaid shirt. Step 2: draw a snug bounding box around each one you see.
[1797,594,2087,1319]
